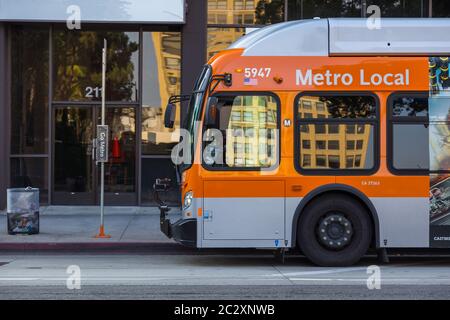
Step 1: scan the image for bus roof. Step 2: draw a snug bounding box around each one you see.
[228,18,450,57]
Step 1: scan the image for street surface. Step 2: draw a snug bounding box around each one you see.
[1,252,450,299]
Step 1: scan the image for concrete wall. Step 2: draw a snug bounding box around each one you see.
[181,0,207,121]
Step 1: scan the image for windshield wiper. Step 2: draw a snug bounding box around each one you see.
[168,94,191,104]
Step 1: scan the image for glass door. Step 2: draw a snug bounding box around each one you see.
[52,106,137,205]
[53,106,95,204]
[99,106,137,205]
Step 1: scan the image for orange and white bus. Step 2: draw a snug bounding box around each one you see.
[155,18,450,266]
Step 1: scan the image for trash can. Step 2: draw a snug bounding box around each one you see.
[7,187,39,235]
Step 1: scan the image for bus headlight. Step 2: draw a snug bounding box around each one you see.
[183,191,193,210]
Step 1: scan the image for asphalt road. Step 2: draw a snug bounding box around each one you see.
[1,253,450,299]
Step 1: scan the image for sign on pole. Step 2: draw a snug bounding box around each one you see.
[96,125,109,163]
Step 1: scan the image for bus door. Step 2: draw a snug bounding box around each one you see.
[203,180,285,241]
[201,93,285,243]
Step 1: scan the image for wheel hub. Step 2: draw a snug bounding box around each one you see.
[317,213,353,250]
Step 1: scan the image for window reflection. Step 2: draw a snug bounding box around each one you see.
[203,94,278,168]
[207,27,246,60]
[208,0,284,24]
[288,0,361,19]
[366,0,423,17]
[11,27,49,154]
[298,96,377,119]
[53,30,139,102]
[142,32,181,155]
[299,124,374,169]
[392,96,428,117]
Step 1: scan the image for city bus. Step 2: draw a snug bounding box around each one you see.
[155,18,450,266]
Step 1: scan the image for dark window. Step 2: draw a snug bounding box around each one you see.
[356,140,364,149]
[302,139,311,149]
[315,124,326,134]
[355,155,362,167]
[328,140,339,150]
[297,93,377,171]
[346,156,354,168]
[346,125,356,134]
[316,155,326,167]
[11,26,49,155]
[53,30,139,102]
[346,140,355,150]
[10,157,48,203]
[302,154,311,167]
[364,0,423,17]
[328,124,339,134]
[389,93,429,172]
[288,0,361,20]
[433,0,450,17]
[203,93,279,169]
[328,155,340,169]
[287,0,426,19]
[316,140,326,150]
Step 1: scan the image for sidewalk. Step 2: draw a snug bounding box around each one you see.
[0,206,183,251]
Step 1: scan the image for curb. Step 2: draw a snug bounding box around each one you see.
[0,242,266,255]
[0,242,197,254]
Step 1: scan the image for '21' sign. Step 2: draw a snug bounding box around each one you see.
[85,86,102,98]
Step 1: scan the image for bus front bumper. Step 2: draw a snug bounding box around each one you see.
[160,206,197,247]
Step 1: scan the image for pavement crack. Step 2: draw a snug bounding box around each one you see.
[272,264,295,285]
[118,212,136,241]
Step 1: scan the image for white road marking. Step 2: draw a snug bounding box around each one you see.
[272,266,369,277]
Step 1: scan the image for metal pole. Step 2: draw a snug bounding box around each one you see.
[95,39,110,238]
[100,39,106,227]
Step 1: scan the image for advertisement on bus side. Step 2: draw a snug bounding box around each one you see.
[429,56,450,247]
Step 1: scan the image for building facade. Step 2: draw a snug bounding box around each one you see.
[0,0,449,208]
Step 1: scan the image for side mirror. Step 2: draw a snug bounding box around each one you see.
[164,103,176,128]
[205,97,219,127]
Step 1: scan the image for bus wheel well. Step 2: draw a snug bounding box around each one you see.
[292,189,379,249]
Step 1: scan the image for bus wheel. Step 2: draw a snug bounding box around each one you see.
[297,194,372,267]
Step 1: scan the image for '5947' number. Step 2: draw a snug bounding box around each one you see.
[244,67,271,78]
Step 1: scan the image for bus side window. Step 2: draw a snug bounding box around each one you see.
[295,93,377,173]
[202,93,279,169]
[388,93,429,174]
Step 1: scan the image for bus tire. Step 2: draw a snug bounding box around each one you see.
[297,194,373,267]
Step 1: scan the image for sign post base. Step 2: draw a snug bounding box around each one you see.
[94,225,111,239]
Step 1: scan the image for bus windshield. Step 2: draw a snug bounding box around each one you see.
[185,65,211,134]
[182,65,211,169]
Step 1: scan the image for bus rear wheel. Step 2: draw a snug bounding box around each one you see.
[297,194,373,267]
